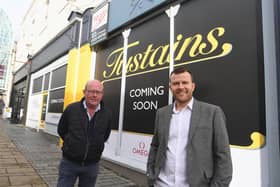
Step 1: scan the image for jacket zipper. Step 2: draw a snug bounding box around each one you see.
[82,119,90,166]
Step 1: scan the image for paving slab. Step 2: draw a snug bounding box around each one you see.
[0,119,137,187]
[0,122,47,187]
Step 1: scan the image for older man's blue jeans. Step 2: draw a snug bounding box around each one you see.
[57,157,99,187]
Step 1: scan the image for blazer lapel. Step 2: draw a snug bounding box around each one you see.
[188,99,200,142]
[164,104,173,144]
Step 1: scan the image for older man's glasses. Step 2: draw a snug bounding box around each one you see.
[85,90,103,95]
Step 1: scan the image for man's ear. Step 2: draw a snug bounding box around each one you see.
[192,82,196,91]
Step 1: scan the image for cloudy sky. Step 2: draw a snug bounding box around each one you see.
[0,0,33,38]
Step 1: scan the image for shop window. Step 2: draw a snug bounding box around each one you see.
[48,88,65,113]
[50,65,67,89]
[32,76,43,93]
[43,72,50,90]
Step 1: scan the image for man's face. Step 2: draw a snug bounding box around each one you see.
[83,80,103,109]
[169,71,195,105]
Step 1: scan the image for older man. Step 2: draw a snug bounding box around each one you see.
[57,80,112,187]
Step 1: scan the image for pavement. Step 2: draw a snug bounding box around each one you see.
[0,119,137,187]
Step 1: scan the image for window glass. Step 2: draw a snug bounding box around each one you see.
[43,72,50,90]
[48,88,65,113]
[32,76,43,93]
[51,65,67,89]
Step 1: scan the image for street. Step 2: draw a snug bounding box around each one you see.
[0,119,136,187]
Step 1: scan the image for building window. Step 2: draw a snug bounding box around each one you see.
[47,64,67,113]
[32,76,43,93]
[48,88,65,113]
[43,72,50,91]
[50,65,67,89]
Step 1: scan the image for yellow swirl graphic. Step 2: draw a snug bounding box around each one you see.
[230,132,265,149]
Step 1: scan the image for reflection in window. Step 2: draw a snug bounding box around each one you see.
[51,65,67,89]
[48,88,65,113]
[43,72,50,90]
[32,76,43,93]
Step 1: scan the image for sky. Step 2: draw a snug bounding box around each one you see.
[0,0,33,39]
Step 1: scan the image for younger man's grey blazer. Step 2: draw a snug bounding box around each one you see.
[147,99,232,187]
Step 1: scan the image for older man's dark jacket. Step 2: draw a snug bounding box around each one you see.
[57,98,112,164]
